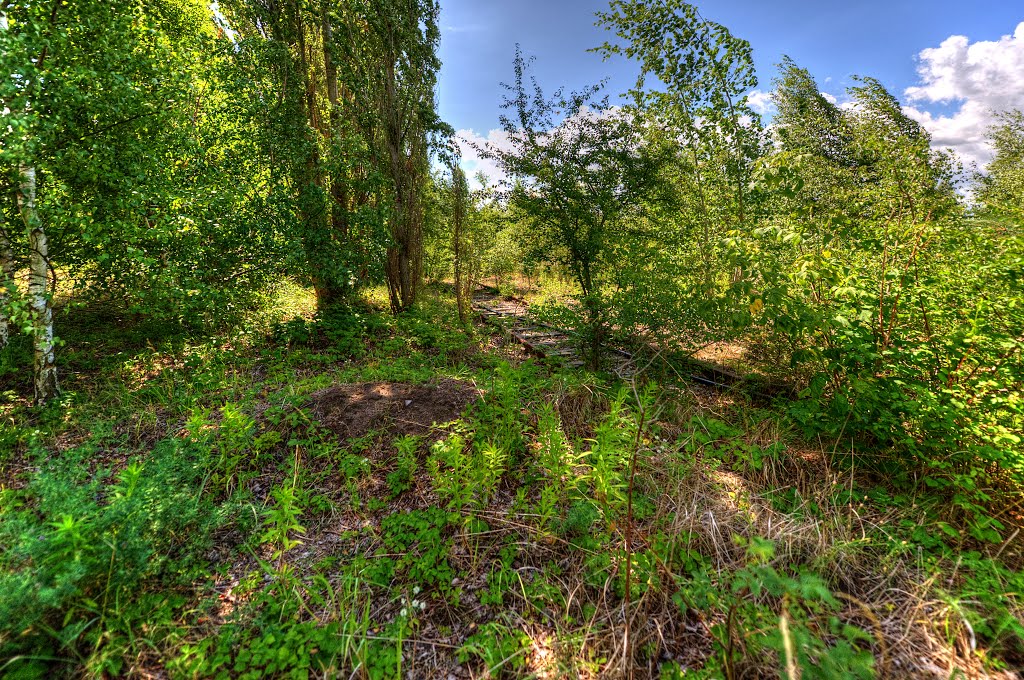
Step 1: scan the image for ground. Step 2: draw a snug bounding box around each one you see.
[0,283,1021,679]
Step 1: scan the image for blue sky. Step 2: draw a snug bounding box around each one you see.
[438,0,1024,177]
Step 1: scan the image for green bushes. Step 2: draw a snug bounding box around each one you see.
[0,437,237,677]
[672,542,876,679]
[730,64,1024,528]
[271,306,383,357]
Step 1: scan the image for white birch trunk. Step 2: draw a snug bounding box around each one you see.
[4,6,57,403]
[18,166,58,405]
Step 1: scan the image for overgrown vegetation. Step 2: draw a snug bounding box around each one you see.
[2,0,1022,677]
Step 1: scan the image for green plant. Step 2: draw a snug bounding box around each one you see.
[214,403,257,494]
[680,539,875,680]
[0,437,236,677]
[457,620,530,677]
[386,435,421,498]
[586,389,635,521]
[260,481,306,577]
[535,403,576,533]
[428,434,474,510]
[480,557,517,608]
[479,48,665,367]
[370,508,456,593]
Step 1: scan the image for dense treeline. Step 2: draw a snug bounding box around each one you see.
[1,0,448,405]
[1,0,1022,676]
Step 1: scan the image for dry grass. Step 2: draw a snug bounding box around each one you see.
[190,375,1022,680]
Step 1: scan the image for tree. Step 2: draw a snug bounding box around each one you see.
[219,0,369,308]
[366,0,446,313]
[595,0,762,228]
[481,48,661,367]
[2,1,59,404]
[220,0,446,313]
[450,165,471,324]
[592,0,767,353]
[772,57,856,167]
[1,0,294,402]
[977,110,1024,222]
[744,66,1023,489]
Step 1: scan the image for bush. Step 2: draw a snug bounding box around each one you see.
[0,437,238,677]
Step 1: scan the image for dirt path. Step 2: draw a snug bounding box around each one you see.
[470,288,637,377]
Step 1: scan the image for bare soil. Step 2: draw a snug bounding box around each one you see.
[308,379,481,442]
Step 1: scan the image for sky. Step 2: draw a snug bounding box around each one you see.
[437,0,1024,183]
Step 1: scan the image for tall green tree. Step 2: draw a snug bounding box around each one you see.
[1,0,291,403]
[482,48,661,367]
[595,0,762,228]
[977,110,1024,222]
[593,0,767,352]
[220,0,446,313]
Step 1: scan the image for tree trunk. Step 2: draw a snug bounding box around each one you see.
[0,221,12,350]
[381,57,424,314]
[452,167,468,324]
[1,0,10,350]
[18,166,58,405]
[579,262,604,371]
[298,22,338,309]
[321,13,349,240]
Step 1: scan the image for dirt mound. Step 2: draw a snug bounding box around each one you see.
[309,380,480,442]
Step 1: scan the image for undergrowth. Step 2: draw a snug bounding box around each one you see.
[1,285,1021,678]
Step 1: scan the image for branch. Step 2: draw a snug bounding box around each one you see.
[52,110,160,153]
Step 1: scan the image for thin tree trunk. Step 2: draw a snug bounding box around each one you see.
[381,54,425,314]
[454,192,466,323]
[0,221,12,350]
[1,0,11,350]
[452,168,467,324]
[18,166,58,405]
[321,13,348,240]
[298,21,337,309]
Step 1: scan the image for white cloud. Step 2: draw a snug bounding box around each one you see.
[903,22,1024,169]
[454,106,630,190]
[820,91,838,104]
[454,128,514,189]
[746,89,775,116]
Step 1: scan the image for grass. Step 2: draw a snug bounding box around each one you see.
[0,280,1021,678]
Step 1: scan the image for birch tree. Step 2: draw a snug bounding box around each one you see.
[19,166,56,402]
[593,0,768,351]
[1,2,57,404]
[1,0,283,398]
[0,212,11,350]
[0,7,11,352]
[977,110,1024,222]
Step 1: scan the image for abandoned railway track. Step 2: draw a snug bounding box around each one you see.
[470,287,793,400]
[470,288,637,376]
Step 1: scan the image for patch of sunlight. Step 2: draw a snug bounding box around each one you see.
[271,278,317,321]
